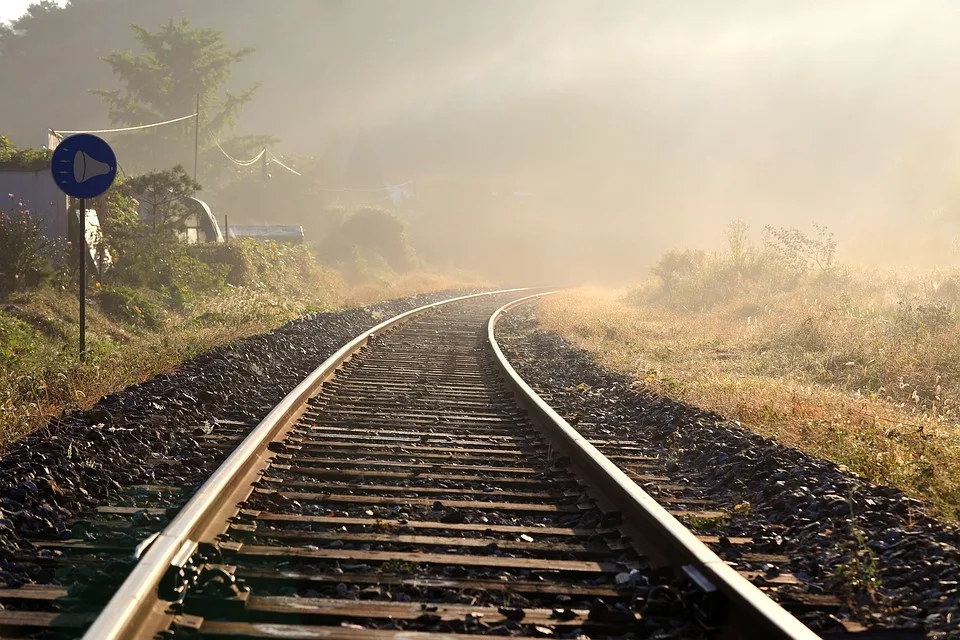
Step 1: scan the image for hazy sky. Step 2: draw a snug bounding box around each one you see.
[4,0,960,269]
[0,0,64,23]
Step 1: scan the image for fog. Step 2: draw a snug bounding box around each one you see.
[7,0,960,282]
[239,0,960,278]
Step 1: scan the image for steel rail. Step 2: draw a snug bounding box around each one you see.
[487,292,822,640]
[82,287,531,640]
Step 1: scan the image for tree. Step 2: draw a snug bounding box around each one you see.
[121,165,201,232]
[92,18,275,180]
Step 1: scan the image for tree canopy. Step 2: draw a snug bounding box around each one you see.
[92,18,274,181]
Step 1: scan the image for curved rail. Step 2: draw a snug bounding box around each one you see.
[83,288,531,640]
[487,292,821,640]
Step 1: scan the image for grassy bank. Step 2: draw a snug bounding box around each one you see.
[0,241,485,448]
[538,236,960,520]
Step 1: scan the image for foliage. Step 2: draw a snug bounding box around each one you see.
[192,239,337,303]
[107,231,228,306]
[0,205,60,295]
[726,218,749,269]
[643,220,835,311]
[91,18,275,179]
[764,223,838,276]
[0,135,51,171]
[318,206,417,281]
[95,177,147,261]
[121,165,201,231]
[95,285,164,329]
[831,517,882,603]
[0,312,40,368]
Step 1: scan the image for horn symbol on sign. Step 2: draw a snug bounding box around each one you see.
[73,151,113,184]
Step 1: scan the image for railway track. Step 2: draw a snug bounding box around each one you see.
[0,290,860,639]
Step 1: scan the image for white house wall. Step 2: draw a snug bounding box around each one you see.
[0,171,69,240]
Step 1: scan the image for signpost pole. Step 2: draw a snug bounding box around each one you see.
[50,133,117,362]
[79,198,86,361]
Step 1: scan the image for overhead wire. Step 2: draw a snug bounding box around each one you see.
[215,141,266,166]
[50,112,198,139]
[49,115,413,198]
[265,151,301,176]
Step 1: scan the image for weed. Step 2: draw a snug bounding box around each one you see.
[683,514,730,531]
[831,499,882,606]
[371,519,397,532]
[832,527,881,601]
[380,559,420,573]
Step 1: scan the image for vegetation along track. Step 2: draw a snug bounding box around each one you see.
[1,290,854,639]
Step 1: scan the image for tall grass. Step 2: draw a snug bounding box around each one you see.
[538,222,960,519]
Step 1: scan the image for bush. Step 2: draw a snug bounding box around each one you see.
[763,223,837,276]
[96,285,165,329]
[318,207,417,279]
[0,205,60,296]
[107,232,228,305]
[0,136,52,172]
[192,239,326,291]
[640,220,835,311]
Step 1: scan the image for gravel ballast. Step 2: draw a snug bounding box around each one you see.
[0,290,478,589]
[496,306,960,639]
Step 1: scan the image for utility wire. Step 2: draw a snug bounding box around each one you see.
[266,151,301,176]
[215,140,266,166]
[51,117,412,197]
[50,112,198,138]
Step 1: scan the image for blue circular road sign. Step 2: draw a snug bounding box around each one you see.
[50,133,118,199]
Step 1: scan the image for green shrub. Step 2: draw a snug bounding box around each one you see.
[96,285,165,329]
[0,206,60,296]
[108,233,228,304]
[0,136,52,172]
[193,239,328,292]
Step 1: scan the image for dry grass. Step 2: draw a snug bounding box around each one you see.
[0,271,482,449]
[538,284,960,520]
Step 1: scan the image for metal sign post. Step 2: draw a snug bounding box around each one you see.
[50,134,117,361]
[79,197,86,356]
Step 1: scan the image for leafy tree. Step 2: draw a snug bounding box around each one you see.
[121,165,201,232]
[92,18,275,179]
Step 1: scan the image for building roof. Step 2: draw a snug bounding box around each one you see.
[226,225,304,239]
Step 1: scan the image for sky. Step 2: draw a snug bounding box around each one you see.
[0,0,64,23]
